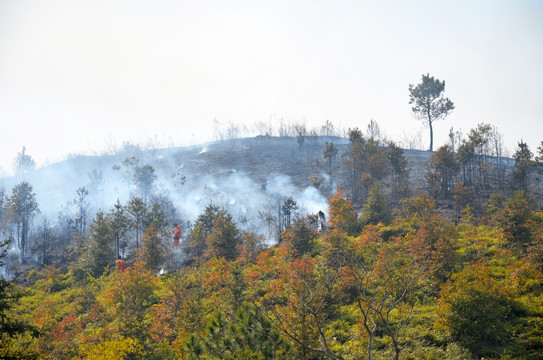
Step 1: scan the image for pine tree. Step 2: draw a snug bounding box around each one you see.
[360,182,392,226]
[126,197,148,250]
[281,217,317,257]
[187,204,220,262]
[322,141,338,184]
[409,74,455,152]
[108,199,129,259]
[206,211,241,261]
[6,181,39,262]
[512,141,534,192]
[137,225,165,272]
[78,212,115,278]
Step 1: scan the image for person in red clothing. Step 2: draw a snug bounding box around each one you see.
[173,223,182,247]
[115,259,126,273]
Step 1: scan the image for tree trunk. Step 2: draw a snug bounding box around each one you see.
[428,116,434,152]
[116,234,120,259]
[21,219,28,262]
[367,330,373,360]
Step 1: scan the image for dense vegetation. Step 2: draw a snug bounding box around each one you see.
[1,123,543,359]
[0,193,542,358]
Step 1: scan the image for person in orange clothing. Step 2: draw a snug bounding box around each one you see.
[115,259,126,272]
[173,223,182,247]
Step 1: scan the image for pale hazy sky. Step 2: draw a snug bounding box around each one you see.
[1,0,542,174]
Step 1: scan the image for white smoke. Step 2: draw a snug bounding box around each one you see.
[0,139,331,247]
[166,172,328,241]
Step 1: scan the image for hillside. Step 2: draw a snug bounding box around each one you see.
[2,136,543,360]
[2,136,351,194]
[0,135,434,217]
[2,135,531,229]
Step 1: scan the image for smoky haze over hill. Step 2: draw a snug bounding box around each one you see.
[2,134,527,253]
[1,136,357,242]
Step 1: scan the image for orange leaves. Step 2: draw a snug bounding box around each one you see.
[100,261,159,342]
[237,232,265,264]
[245,248,289,302]
[201,258,231,292]
[104,262,157,308]
[289,257,316,275]
[352,225,383,259]
[148,302,177,341]
[11,185,543,360]
[147,267,209,350]
[438,260,515,319]
[33,299,57,331]
[285,257,317,295]
[52,312,81,342]
[328,189,359,235]
[253,251,323,312]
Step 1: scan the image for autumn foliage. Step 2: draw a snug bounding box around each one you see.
[1,190,543,360]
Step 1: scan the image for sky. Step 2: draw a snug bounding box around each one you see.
[1,0,542,175]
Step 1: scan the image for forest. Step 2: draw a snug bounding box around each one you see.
[1,118,543,359]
